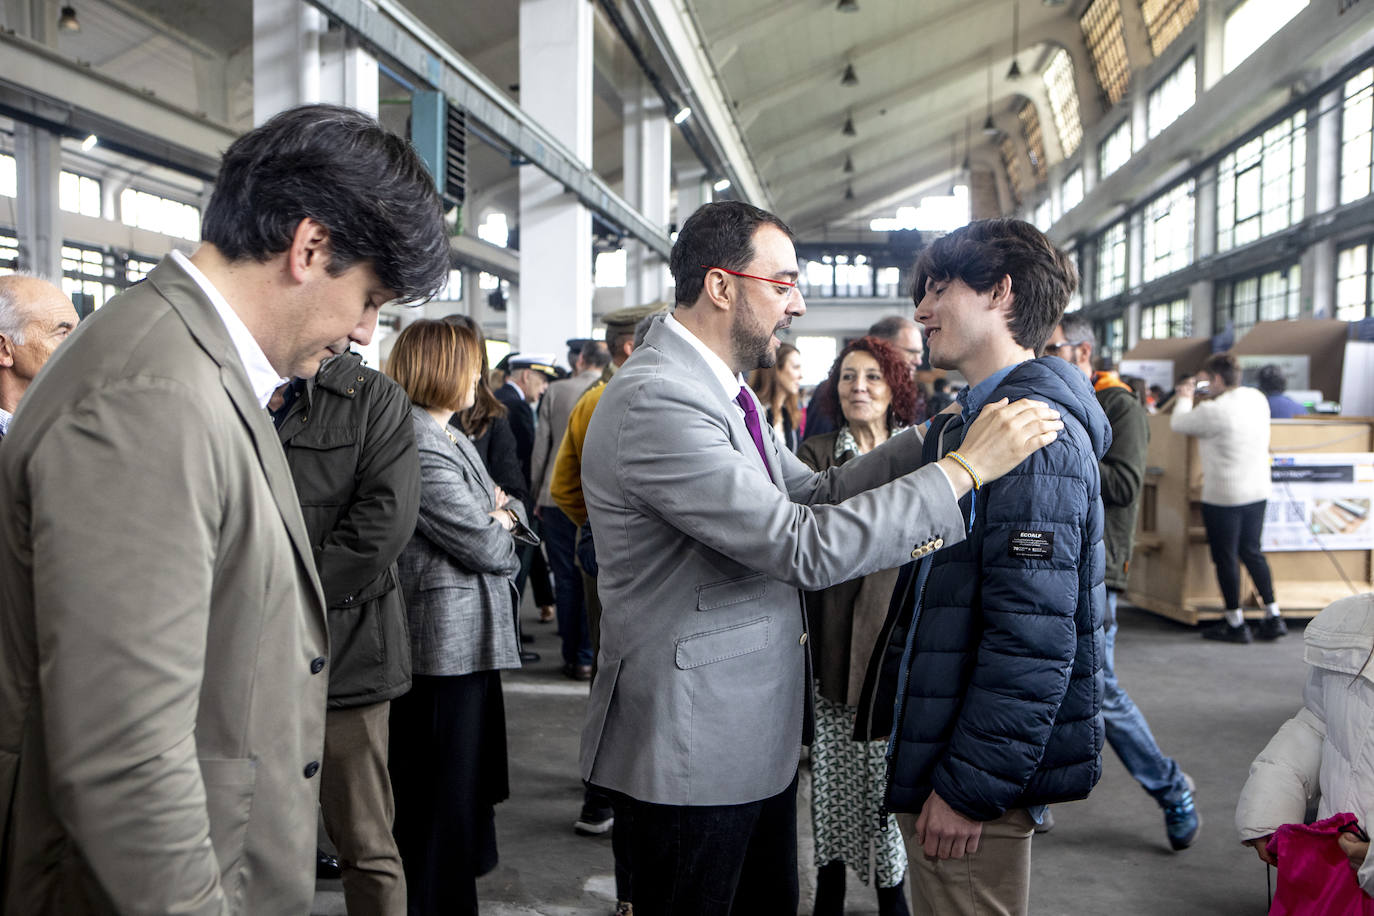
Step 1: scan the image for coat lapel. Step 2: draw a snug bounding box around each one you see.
[148,258,327,610]
[645,319,785,492]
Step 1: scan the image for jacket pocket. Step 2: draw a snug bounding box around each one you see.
[696,573,768,611]
[200,757,258,908]
[675,616,771,669]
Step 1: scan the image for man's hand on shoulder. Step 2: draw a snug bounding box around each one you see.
[942,398,1063,493]
[915,790,983,859]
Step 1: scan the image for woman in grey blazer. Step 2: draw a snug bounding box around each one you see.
[386,319,536,916]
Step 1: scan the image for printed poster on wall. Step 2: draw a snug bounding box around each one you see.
[1264,453,1374,552]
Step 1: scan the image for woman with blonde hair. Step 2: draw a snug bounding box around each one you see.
[748,341,806,453]
[387,319,537,915]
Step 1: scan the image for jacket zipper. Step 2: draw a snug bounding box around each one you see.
[879,554,933,825]
[879,416,959,823]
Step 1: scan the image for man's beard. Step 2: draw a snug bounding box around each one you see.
[729,296,778,371]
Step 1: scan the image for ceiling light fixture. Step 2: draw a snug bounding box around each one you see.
[58,5,80,31]
[673,106,691,124]
[81,134,98,151]
[837,0,860,11]
[962,115,972,171]
[844,184,855,200]
[842,114,856,136]
[1006,2,1022,80]
[843,155,854,174]
[713,178,732,192]
[841,63,859,87]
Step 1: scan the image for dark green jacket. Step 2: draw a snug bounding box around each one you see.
[1096,382,1149,592]
[279,352,420,708]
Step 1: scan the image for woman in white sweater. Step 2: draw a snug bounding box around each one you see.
[1235,593,1374,896]
[1171,352,1284,643]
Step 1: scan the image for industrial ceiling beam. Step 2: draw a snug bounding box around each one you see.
[307,0,672,259]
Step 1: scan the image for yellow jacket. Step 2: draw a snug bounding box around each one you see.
[550,379,606,525]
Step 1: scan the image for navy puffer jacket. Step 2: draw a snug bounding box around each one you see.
[858,357,1109,822]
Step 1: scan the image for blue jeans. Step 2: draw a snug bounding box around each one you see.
[1103,590,1189,807]
[542,506,592,666]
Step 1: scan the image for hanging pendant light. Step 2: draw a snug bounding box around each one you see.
[983,58,999,136]
[841,63,859,87]
[843,154,855,174]
[1006,2,1022,80]
[844,184,855,200]
[842,113,857,137]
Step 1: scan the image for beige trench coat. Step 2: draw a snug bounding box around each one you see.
[0,257,329,914]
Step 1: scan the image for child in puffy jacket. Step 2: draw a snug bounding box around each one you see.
[1236,593,1374,897]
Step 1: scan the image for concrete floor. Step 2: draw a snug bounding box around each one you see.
[314,598,1313,915]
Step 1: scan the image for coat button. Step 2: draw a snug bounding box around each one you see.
[357,376,364,382]
[300,415,308,424]
[800,632,808,645]
[342,595,354,604]
[303,761,319,779]
[346,387,355,395]
[310,657,326,674]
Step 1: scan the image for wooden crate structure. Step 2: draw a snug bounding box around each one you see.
[1126,415,1374,625]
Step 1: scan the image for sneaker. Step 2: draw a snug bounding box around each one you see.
[1164,775,1201,851]
[574,804,614,836]
[1256,615,1288,641]
[1201,620,1252,643]
[1033,806,1055,834]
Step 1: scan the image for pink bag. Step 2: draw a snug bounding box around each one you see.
[1265,812,1374,916]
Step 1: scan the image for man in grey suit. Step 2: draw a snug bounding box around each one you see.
[0,105,449,914]
[580,200,1065,914]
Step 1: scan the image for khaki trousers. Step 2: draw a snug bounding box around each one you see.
[898,807,1034,916]
[321,700,407,916]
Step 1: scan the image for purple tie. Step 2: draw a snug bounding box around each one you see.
[735,386,770,474]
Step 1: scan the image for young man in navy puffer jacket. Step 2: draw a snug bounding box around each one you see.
[857,218,1109,915]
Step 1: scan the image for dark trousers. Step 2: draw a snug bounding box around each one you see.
[390,673,507,916]
[542,506,592,666]
[616,772,800,916]
[1201,500,1276,610]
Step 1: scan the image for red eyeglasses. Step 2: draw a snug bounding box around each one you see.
[701,265,799,290]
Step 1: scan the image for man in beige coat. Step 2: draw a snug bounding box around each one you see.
[0,104,449,914]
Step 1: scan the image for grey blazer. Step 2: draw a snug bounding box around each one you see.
[398,407,530,677]
[580,315,967,806]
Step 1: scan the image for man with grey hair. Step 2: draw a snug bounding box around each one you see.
[1044,313,1199,851]
[804,314,924,440]
[0,275,78,443]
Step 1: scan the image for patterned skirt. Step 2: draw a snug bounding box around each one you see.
[809,682,908,888]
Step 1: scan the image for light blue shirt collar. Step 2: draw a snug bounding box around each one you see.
[957,361,1024,423]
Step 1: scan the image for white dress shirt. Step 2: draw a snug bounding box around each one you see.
[170,250,286,409]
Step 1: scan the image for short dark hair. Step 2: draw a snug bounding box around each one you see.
[933,377,949,392]
[580,340,611,370]
[1201,352,1240,387]
[1257,364,1287,395]
[202,104,450,303]
[867,315,919,341]
[912,218,1078,354]
[669,201,793,308]
[817,336,920,428]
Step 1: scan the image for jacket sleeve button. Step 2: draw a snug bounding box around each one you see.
[799,632,808,645]
[934,538,944,549]
[303,761,320,779]
[310,657,326,674]
[911,548,920,558]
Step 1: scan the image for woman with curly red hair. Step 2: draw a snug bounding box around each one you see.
[796,335,921,915]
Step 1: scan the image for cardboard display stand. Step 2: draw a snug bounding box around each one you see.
[1126,415,1374,625]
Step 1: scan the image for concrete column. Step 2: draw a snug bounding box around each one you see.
[253,0,323,123]
[517,0,593,354]
[1190,280,1214,338]
[1302,90,1341,318]
[1198,0,1226,92]
[622,79,671,309]
[319,21,379,117]
[675,166,709,228]
[253,0,380,121]
[13,122,61,280]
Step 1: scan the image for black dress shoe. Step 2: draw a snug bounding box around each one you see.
[520,649,541,663]
[317,848,341,880]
